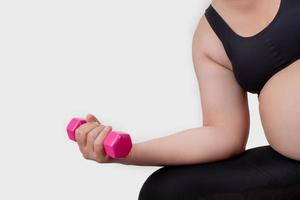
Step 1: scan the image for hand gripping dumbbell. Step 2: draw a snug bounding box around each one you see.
[66,118,132,158]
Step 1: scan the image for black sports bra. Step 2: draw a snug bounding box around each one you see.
[205,0,300,97]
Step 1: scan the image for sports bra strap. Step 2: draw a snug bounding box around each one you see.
[205,5,236,45]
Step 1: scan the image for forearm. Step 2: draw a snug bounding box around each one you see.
[111,126,243,166]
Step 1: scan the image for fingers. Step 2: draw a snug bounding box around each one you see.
[86,125,105,153]
[75,122,99,153]
[93,126,112,162]
[74,116,113,163]
[86,113,101,124]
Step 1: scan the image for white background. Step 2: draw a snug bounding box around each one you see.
[0,0,268,199]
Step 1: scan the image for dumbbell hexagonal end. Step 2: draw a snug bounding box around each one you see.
[104,131,132,158]
[66,118,87,141]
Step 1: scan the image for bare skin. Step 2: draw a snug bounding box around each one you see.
[207,0,300,161]
[74,0,300,166]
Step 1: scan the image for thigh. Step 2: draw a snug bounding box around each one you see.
[138,146,300,200]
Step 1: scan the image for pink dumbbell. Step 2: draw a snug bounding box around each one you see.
[66,117,132,158]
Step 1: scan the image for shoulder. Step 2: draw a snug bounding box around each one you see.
[192,9,232,70]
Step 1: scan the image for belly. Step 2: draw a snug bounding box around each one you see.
[258,59,300,155]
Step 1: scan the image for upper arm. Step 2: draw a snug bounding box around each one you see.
[192,15,250,147]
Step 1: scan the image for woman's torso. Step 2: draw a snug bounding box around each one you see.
[204,0,300,97]
[201,0,300,157]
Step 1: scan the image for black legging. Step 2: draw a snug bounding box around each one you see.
[138,145,300,200]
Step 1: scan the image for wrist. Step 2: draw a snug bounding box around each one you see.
[111,143,138,165]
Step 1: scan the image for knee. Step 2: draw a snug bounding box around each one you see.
[138,174,158,200]
[138,167,175,200]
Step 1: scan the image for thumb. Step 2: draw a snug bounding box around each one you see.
[86,113,101,124]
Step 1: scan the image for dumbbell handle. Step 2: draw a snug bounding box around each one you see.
[66,118,132,158]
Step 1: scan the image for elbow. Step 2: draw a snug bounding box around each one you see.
[229,137,247,157]
[221,126,249,158]
[231,145,246,157]
[221,142,246,160]
[220,123,249,157]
